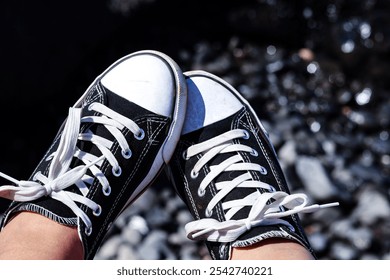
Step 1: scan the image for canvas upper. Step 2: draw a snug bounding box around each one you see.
[0,50,187,259]
[167,70,338,259]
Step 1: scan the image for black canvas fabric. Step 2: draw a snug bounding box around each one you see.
[2,82,173,259]
[168,74,314,260]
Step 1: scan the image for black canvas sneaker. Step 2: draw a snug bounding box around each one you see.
[167,70,338,260]
[0,50,187,259]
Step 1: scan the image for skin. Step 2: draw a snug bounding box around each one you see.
[231,238,315,260]
[0,212,83,260]
[0,212,313,260]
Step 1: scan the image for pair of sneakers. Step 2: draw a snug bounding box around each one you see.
[0,50,337,260]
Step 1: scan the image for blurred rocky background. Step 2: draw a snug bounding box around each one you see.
[0,0,389,260]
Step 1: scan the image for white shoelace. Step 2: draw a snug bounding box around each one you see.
[184,129,339,243]
[0,102,144,235]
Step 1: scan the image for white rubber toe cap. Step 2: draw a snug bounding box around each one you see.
[182,71,244,134]
[101,53,175,117]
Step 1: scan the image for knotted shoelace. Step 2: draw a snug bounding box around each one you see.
[183,128,339,243]
[0,102,144,235]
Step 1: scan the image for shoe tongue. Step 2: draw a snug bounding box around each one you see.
[79,82,108,118]
[76,83,111,164]
[77,82,150,159]
[183,109,254,221]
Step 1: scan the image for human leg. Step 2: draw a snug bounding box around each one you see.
[230,238,315,260]
[0,212,83,259]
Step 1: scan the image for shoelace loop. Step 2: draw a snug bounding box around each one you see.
[0,102,144,235]
[184,128,339,243]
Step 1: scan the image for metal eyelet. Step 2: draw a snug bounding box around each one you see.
[87,103,94,111]
[85,226,92,236]
[197,188,205,197]
[182,150,189,160]
[112,166,122,177]
[259,166,268,175]
[243,130,250,139]
[134,129,145,140]
[190,169,199,179]
[205,208,213,217]
[122,148,132,159]
[45,154,54,162]
[103,186,112,196]
[93,205,102,216]
[250,149,258,157]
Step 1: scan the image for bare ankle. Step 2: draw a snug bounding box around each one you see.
[0,212,83,259]
[230,238,315,260]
